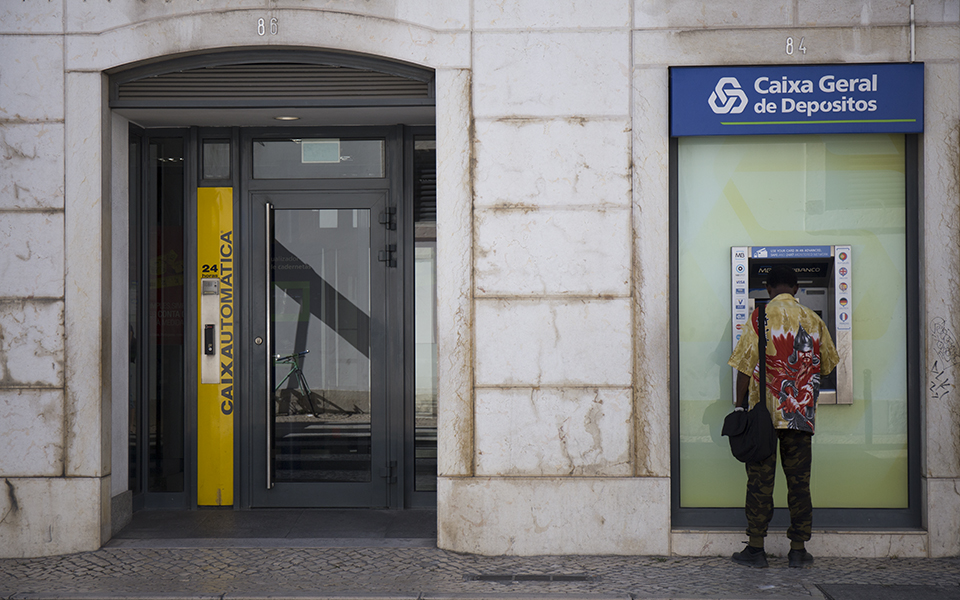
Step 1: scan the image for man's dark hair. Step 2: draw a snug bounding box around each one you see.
[765,265,798,289]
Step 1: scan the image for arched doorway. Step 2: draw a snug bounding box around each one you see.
[114,49,437,511]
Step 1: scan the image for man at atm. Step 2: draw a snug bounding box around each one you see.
[727,266,840,569]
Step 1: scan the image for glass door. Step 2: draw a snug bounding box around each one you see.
[248,191,390,507]
[128,129,190,510]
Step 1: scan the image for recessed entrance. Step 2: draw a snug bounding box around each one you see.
[110,508,438,546]
[119,50,436,512]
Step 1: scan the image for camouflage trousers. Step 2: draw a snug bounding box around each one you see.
[744,429,813,542]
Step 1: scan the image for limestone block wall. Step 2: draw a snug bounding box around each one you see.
[439,0,960,558]
[0,0,475,560]
[438,1,672,556]
[0,3,111,558]
[917,5,960,559]
[0,0,957,559]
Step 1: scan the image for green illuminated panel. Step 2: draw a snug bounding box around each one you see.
[677,134,907,509]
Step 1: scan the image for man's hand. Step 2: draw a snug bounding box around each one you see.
[736,371,751,409]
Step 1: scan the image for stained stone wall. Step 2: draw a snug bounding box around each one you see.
[0,5,103,558]
[0,0,958,558]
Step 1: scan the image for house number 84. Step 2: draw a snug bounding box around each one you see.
[786,36,806,55]
[258,18,279,36]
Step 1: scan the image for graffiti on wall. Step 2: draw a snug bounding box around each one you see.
[929,317,959,401]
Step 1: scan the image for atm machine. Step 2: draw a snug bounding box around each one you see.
[731,245,853,405]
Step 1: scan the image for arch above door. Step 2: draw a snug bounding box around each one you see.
[109,48,435,128]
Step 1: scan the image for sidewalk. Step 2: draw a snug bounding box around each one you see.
[2,541,959,600]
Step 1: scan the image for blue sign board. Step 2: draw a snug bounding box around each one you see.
[671,63,923,136]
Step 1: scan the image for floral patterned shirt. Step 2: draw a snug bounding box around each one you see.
[728,293,840,433]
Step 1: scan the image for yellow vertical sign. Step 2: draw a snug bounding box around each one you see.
[197,187,234,505]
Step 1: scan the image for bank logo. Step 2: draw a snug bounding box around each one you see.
[708,77,748,115]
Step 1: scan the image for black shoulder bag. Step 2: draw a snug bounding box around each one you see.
[722,304,778,463]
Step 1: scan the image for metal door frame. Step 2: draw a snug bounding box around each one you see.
[129,126,196,511]
[237,127,406,509]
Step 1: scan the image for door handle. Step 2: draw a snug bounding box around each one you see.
[265,202,274,490]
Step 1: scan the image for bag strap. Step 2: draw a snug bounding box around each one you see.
[758,303,767,410]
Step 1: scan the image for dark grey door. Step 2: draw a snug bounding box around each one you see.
[247,190,390,507]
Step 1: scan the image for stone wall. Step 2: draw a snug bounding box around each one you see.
[0,4,110,558]
[0,0,957,558]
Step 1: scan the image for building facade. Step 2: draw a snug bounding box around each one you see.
[1,0,958,559]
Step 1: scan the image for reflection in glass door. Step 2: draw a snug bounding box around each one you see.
[270,208,373,484]
[243,129,435,509]
[412,136,438,493]
[128,131,188,509]
[249,191,388,508]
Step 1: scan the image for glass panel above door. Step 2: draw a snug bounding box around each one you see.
[254,139,385,179]
[202,140,231,180]
[271,208,373,483]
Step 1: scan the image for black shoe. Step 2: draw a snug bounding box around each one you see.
[788,548,814,568]
[732,545,768,568]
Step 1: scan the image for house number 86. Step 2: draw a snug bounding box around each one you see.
[258,18,279,36]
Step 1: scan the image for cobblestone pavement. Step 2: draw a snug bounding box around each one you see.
[1,545,959,600]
